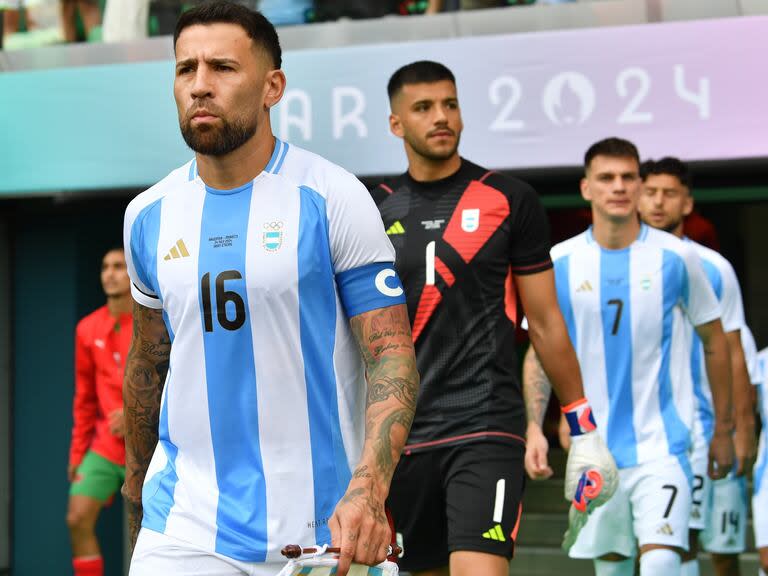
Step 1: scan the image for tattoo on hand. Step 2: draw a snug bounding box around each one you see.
[341,487,387,525]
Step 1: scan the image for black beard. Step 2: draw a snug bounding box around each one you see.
[181,115,258,157]
[661,218,683,234]
[406,133,460,163]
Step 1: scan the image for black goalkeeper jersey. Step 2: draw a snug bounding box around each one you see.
[372,159,552,450]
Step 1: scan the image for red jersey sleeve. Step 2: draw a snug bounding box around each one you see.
[69,320,98,467]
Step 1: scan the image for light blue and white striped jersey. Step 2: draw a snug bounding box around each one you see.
[673,239,745,445]
[754,348,768,495]
[551,224,720,469]
[123,139,405,563]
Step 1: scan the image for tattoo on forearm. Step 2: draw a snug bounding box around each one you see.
[351,305,419,481]
[371,407,414,479]
[523,346,552,427]
[367,376,417,412]
[352,465,372,479]
[123,302,171,552]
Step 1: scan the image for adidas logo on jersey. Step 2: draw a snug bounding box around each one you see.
[657,523,674,536]
[576,280,593,293]
[164,239,190,261]
[691,508,701,520]
[482,524,506,542]
[386,221,405,235]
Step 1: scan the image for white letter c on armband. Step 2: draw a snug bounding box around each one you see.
[375,269,404,298]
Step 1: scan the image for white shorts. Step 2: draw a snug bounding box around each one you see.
[753,435,768,549]
[568,454,692,559]
[688,431,712,531]
[699,473,747,553]
[130,528,283,576]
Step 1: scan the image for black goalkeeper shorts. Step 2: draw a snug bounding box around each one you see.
[387,439,526,572]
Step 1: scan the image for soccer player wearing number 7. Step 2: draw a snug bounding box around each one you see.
[121,3,419,575]
[638,157,756,576]
[528,138,734,576]
[371,61,617,576]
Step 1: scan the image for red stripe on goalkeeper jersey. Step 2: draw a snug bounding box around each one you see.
[443,180,510,263]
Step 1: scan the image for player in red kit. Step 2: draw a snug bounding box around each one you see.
[66,248,133,576]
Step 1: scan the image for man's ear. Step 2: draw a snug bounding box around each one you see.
[580,177,591,202]
[682,188,694,217]
[389,113,404,139]
[263,69,286,109]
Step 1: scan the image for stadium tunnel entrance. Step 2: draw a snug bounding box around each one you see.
[1,163,767,574]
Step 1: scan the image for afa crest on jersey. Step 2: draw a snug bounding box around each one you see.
[263,221,284,252]
[461,209,480,233]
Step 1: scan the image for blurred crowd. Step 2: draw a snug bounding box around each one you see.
[0,0,575,50]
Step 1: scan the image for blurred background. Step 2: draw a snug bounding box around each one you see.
[1,0,767,574]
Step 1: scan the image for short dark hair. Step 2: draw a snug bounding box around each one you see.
[174,1,282,69]
[584,137,640,171]
[387,60,456,101]
[640,157,692,188]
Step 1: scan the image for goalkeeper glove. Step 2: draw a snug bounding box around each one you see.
[560,399,619,550]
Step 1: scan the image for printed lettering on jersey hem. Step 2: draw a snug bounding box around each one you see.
[403,431,526,454]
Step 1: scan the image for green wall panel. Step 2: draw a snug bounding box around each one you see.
[12,202,126,575]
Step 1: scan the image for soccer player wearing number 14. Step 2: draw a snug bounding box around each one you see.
[638,157,756,576]
[121,3,418,576]
[525,138,735,576]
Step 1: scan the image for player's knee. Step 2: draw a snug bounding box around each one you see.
[66,509,86,532]
[639,547,681,574]
[66,507,95,534]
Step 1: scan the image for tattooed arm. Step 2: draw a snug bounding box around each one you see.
[523,345,552,428]
[523,346,555,479]
[122,302,171,553]
[329,304,418,576]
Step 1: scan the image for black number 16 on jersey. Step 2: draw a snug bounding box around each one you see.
[201,270,246,332]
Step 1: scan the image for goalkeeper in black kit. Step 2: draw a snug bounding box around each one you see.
[371,60,618,576]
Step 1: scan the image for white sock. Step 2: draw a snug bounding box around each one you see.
[681,559,700,576]
[593,557,636,576]
[759,568,767,576]
[640,548,681,575]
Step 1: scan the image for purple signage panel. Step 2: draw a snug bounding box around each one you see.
[274,15,768,173]
[2,15,766,193]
